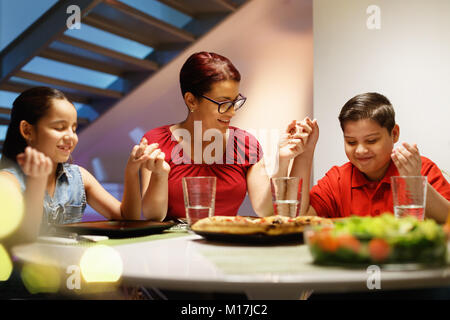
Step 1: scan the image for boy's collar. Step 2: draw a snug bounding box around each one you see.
[351,160,399,188]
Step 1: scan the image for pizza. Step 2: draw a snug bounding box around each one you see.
[191,215,332,236]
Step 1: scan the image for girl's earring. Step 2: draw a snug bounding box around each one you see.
[190,109,194,113]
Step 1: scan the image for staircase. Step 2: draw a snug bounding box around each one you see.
[0,0,249,152]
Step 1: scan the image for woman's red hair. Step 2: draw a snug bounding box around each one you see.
[179,52,241,97]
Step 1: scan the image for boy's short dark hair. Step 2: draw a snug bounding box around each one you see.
[338,92,396,134]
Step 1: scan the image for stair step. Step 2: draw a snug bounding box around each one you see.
[39,48,123,77]
[64,24,154,60]
[84,0,196,49]
[0,107,11,115]
[156,0,238,16]
[15,71,123,100]
[53,36,159,74]
[1,80,90,104]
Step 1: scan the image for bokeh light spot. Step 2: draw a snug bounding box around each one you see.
[21,263,61,294]
[0,245,13,281]
[0,175,24,239]
[80,245,123,283]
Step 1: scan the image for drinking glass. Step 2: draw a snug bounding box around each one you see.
[270,177,302,217]
[391,176,427,220]
[182,176,216,227]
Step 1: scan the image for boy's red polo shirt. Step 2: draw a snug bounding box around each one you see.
[310,157,450,218]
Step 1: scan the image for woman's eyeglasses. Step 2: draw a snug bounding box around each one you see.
[201,93,247,114]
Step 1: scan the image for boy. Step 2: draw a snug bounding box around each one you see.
[291,92,450,223]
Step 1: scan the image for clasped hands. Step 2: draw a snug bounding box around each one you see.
[279,117,319,160]
[127,138,170,175]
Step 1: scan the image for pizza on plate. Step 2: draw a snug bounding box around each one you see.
[191,215,332,236]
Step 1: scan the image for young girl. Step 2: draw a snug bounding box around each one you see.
[0,87,167,244]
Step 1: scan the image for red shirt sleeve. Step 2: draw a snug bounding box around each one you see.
[421,157,450,200]
[310,166,341,218]
[143,126,169,145]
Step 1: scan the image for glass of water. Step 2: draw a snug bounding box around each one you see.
[391,176,427,220]
[182,176,216,227]
[270,177,302,217]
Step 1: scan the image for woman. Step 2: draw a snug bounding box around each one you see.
[0,87,159,244]
[139,52,310,221]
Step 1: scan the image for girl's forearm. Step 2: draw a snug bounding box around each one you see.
[120,167,142,220]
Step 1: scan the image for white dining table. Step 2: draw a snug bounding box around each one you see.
[11,233,450,300]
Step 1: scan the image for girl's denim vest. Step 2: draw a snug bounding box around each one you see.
[2,162,87,233]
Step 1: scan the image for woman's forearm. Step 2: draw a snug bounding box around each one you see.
[247,156,292,217]
[247,160,273,217]
[142,172,169,221]
[290,151,314,215]
[272,157,291,178]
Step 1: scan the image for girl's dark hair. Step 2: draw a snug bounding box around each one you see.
[1,87,69,164]
[338,92,396,134]
[179,52,241,98]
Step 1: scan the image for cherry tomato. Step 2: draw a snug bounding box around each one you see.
[317,230,339,253]
[336,233,361,253]
[369,238,391,262]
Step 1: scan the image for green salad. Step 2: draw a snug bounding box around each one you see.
[306,214,448,266]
